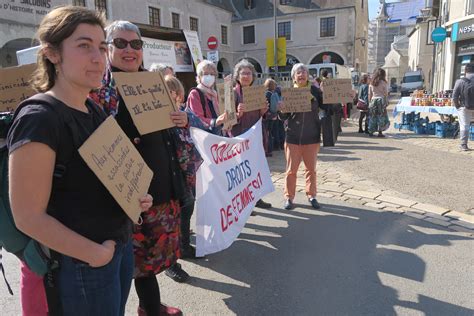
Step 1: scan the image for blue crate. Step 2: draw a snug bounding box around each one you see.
[435,122,448,138]
[414,125,426,134]
[426,122,436,135]
[394,122,400,129]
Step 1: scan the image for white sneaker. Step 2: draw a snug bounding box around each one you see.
[460,144,469,151]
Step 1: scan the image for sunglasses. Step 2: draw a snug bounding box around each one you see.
[110,38,143,50]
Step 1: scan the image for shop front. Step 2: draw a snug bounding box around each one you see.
[452,18,474,80]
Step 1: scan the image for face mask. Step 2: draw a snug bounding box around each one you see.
[201,75,215,87]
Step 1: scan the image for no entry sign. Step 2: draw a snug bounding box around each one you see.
[207,36,218,50]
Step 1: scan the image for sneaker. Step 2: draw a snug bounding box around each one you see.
[284,199,294,210]
[160,303,183,316]
[255,199,272,209]
[165,263,189,283]
[460,144,469,151]
[308,197,321,209]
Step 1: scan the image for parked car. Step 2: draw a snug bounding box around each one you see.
[400,70,424,96]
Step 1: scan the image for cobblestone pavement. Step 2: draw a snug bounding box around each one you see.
[266,95,474,235]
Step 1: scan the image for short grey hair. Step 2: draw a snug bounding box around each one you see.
[150,63,174,74]
[105,20,141,43]
[291,63,309,80]
[233,59,256,84]
[195,60,217,84]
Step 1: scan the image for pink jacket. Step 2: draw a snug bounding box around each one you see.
[187,88,220,129]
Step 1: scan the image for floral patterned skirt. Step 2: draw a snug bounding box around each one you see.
[132,200,181,278]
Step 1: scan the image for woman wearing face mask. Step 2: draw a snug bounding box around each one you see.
[231,59,272,210]
[186,60,226,135]
[89,20,187,316]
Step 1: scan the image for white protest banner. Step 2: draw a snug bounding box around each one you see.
[79,117,153,223]
[322,79,353,104]
[183,30,204,68]
[190,119,274,257]
[0,64,36,112]
[142,37,193,72]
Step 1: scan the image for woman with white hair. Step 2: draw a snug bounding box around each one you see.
[186,60,226,134]
[279,63,325,210]
[231,59,272,210]
[150,63,175,77]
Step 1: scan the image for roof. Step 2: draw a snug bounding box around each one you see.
[386,0,425,26]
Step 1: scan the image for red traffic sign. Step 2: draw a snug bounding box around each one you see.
[207,36,218,50]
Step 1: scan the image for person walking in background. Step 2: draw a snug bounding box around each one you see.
[452,62,474,151]
[279,63,325,210]
[368,68,390,137]
[263,78,280,157]
[358,74,370,133]
[90,20,188,316]
[231,59,272,210]
[8,8,152,315]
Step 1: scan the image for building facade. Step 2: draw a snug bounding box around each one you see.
[432,0,474,92]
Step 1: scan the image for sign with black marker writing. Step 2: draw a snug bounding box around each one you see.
[216,75,237,130]
[280,87,312,113]
[242,85,267,112]
[322,79,353,104]
[0,64,36,112]
[79,117,153,223]
[113,71,176,134]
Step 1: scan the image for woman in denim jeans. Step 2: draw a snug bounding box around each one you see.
[7,7,152,315]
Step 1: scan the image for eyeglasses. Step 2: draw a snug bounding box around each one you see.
[240,71,253,76]
[109,38,143,50]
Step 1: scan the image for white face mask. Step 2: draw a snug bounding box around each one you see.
[201,74,215,88]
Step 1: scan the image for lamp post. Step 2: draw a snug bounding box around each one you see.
[274,0,278,79]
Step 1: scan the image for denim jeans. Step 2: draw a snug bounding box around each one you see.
[57,239,133,316]
[458,107,474,145]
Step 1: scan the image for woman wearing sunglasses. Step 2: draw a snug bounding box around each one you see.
[90,20,186,316]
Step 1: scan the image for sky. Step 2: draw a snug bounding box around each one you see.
[368,0,398,21]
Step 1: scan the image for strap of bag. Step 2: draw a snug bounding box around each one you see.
[0,247,13,295]
[189,88,208,118]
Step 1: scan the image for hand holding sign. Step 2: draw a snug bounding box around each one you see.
[113,71,176,135]
[79,117,154,223]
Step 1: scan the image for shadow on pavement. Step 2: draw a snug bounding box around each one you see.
[186,200,473,315]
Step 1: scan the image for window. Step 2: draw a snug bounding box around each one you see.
[172,13,180,29]
[280,0,292,4]
[320,17,335,37]
[221,25,228,45]
[149,7,160,27]
[361,0,364,9]
[278,21,291,40]
[73,0,86,6]
[244,0,256,9]
[243,25,255,44]
[95,0,107,18]
[190,17,199,32]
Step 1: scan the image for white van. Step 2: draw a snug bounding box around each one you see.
[400,70,424,96]
[306,63,352,80]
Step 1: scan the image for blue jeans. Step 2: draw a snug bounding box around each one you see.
[57,239,133,316]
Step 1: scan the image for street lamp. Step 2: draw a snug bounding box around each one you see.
[356,37,367,46]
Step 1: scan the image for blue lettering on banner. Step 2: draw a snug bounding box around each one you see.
[226,160,252,191]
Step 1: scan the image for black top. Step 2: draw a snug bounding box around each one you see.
[7,96,132,243]
[112,67,184,204]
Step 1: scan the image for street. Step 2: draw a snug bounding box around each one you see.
[1,96,473,316]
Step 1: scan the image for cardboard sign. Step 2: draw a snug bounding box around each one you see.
[322,79,353,104]
[79,116,153,223]
[242,85,267,112]
[113,71,176,135]
[216,76,237,130]
[0,64,36,112]
[280,87,312,113]
[183,30,204,68]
